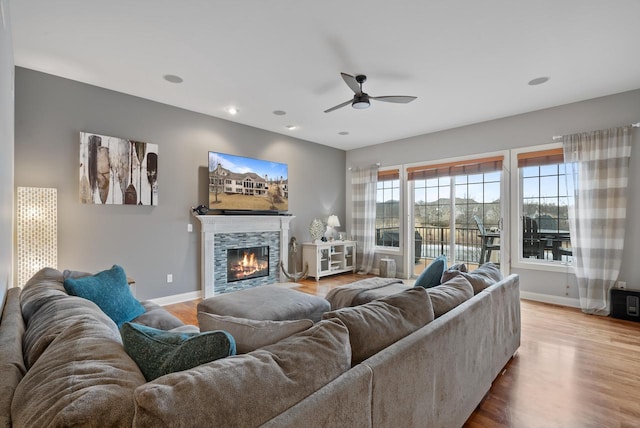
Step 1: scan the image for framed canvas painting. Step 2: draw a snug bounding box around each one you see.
[79,132,158,205]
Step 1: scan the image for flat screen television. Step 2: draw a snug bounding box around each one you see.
[208,151,288,213]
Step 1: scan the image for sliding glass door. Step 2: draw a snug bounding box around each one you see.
[409,156,504,276]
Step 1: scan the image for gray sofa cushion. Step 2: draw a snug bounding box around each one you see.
[135,300,186,330]
[0,287,26,428]
[441,262,502,294]
[322,287,434,365]
[427,275,474,317]
[133,318,351,427]
[22,291,118,369]
[11,318,146,427]
[197,311,313,353]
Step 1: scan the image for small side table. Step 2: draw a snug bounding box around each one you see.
[379,258,396,278]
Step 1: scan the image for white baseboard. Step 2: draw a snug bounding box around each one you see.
[149,291,202,306]
[520,291,580,308]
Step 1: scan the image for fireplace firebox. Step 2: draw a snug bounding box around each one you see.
[227,246,270,283]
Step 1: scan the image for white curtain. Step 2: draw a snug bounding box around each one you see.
[562,127,632,315]
[351,165,378,274]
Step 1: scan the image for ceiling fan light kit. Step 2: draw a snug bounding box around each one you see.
[324,73,417,113]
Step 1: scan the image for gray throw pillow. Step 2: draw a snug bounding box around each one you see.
[427,275,474,317]
[441,262,502,294]
[322,287,434,365]
[197,312,313,353]
[120,322,236,381]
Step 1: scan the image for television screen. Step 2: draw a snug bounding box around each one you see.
[208,152,288,213]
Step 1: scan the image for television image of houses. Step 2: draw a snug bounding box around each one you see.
[208,151,288,212]
[79,132,158,206]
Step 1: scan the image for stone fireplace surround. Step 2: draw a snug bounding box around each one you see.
[193,214,294,298]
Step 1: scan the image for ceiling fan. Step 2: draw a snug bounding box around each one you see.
[324,73,417,113]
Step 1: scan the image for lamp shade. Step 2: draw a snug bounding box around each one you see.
[17,187,57,286]
[327,215,341,228]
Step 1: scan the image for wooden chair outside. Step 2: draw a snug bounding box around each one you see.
[522,216,545,259]
[473,215,500,265]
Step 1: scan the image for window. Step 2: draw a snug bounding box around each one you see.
[409,156,504,275]
[375,169,400,249]
[518,148,573,264]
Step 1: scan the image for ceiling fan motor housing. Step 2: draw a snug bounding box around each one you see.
[352,93,370,109]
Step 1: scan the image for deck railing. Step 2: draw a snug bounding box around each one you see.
[376,225,491,264]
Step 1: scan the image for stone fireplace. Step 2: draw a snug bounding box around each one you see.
[193,214,294,298]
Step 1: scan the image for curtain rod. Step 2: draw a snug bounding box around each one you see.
[348,162,380,171]
[552,122,640,141]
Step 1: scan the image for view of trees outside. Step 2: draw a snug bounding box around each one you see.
[413,172,501,264]
[374,162,574,269]
[374,171,502,268]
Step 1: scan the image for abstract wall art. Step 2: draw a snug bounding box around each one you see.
[79,132,158,205]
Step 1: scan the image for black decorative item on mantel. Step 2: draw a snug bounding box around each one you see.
[192,205,209,215]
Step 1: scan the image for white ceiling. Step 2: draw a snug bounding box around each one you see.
[10,0,640,151]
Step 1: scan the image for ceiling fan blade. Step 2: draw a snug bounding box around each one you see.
[371,95,417,104]
[324,99,353,113]
[341,73,361,94]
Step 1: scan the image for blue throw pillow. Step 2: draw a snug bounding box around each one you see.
[414,255,447,288]
[63,265,145,328]
[120,322,236,381]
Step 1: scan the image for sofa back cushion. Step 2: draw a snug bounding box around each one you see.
[427,275,474,317]
[22,291,119,369]
[197,312,313,353]
[441,262,502,294]
[133,319,351,427]
[322,287,434,365]
[0,287,26,428]
[11,318,146,427]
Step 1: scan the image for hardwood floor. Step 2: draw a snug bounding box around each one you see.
[164,274,640,427]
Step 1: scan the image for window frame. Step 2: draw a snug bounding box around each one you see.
[510,143,573,273]
[405,150,509,277]
[375,166,403,255]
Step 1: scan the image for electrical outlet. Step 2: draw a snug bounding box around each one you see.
[187,223,193,232]
[617,281,626,290]
[167,274,173,283]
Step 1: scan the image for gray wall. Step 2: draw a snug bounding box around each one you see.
[346,89,640,302]
[0,0,14,302]
[14,68,346,300]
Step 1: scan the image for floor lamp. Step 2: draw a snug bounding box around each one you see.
[17,187,57,287]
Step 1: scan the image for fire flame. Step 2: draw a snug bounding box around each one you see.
[229,251,268,279]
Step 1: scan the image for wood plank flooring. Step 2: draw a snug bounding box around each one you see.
[164,274,640,427]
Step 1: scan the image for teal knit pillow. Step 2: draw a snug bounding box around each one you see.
[63,265,145,328]
[121,323,236,381]
[414,255,447,288]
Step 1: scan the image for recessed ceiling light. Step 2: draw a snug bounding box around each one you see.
[528,76,550,86]
[286,125,297,130]
[338,131,350,136]
[273,110,287,116]
[225,106,239,115]
[163,74,183,84]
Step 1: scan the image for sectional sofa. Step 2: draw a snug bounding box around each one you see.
[0,266,520,427]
